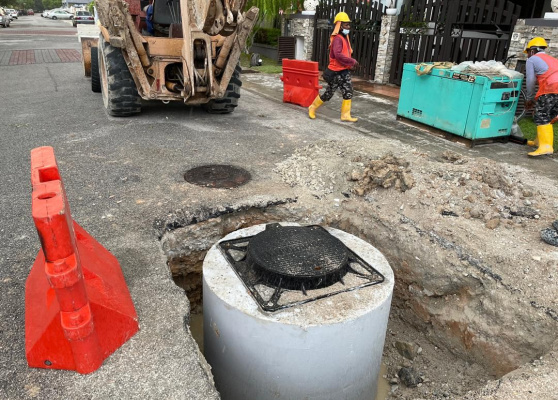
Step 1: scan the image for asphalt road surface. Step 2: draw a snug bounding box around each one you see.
[0,14,360,399]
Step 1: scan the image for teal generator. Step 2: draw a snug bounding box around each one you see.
[397,63,523,142]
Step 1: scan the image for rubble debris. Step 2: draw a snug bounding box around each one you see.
[395,341,421,360]
[348,153,415,195]
[485,218,501,230]
[441,150,467,164]
[398,367,423,388]
[541,227,558,246]
[508,207,540,219]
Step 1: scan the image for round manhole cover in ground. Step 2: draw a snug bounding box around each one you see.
[184,165,251,188]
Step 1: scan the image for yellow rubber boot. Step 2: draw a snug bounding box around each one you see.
[527,136,539,147]
[341,99,358,122]
[308,96,324,119]
[528,124,554,156]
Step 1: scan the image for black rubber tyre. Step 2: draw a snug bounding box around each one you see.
[99,36,141,117]
[203,65,242,114]
[90,46,101,93]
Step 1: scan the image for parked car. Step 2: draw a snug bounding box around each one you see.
[5,9,18,20]
[50,10,73,20]
[0,8,11,27]
[27,9,34,15]
[72,10,94,27]
[42,9,58,17]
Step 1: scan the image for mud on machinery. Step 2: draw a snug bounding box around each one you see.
[91,0,258,116]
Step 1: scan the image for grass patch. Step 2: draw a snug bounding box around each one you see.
[240,53,283,74]
[518,116,558,148]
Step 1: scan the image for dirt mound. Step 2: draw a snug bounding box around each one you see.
[274,138,558,399]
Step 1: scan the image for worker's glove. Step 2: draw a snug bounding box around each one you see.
[525,99,535,110]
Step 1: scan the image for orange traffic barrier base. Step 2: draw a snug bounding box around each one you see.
[280,59,322,107]
[25,146,139,374]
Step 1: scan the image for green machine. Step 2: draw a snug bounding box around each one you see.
[397,63,523,143]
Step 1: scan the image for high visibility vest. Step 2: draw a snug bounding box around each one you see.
[534,53,558,99]
[328,35,351,72]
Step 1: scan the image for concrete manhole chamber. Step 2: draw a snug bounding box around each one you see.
[203,223,394,400]
[158,200,557,399]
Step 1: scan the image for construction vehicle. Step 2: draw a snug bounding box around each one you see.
[86,0,258,116]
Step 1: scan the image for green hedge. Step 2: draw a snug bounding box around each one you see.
[253,27,281,47]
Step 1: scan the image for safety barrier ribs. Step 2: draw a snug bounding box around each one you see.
[25,146,139,374]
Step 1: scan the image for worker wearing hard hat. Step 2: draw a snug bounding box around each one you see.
[308,11,359,122]
[524,37,558,156]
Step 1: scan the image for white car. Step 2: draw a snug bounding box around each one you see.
[50,10,73,20]
[0,7,10,27]
[42,9,57,18]
[5,9,17,20]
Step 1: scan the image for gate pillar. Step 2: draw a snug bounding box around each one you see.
[374,15,399,85]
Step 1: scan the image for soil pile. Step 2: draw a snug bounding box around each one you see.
[274,138,558,399]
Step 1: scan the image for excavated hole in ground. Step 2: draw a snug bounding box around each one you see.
[158,203,553,399]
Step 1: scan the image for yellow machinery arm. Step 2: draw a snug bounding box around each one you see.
[95,0,258,105]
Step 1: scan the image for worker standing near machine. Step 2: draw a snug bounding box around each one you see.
[142,0,154,36]
[524,37,558,156]
[308,11,359,122]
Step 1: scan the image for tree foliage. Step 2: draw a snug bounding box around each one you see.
[245,0,303,20]
[243,0,302,52]
[41,0,61,9]
[0,0,33,8]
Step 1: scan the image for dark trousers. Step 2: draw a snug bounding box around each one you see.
[320,69,354,101]
[534,93,558,125]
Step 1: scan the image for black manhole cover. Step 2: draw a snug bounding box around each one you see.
[184,165,251,188]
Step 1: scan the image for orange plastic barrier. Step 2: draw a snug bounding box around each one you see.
[26,146,139,374]
[280,59,322,107]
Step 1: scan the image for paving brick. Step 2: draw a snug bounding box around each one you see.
[0,49,81,65]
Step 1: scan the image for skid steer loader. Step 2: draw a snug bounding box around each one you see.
[90,0,258,116]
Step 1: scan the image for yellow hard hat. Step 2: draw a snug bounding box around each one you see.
[334,12,351,24]
[524,37,548,53]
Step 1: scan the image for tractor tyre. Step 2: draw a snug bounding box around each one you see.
[99,36,141,117]
[203,65,242,114]
[90,46,101,93]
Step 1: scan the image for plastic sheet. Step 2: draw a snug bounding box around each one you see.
[451,60,523,79]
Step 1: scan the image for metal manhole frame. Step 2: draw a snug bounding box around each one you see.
[184,164,251,189]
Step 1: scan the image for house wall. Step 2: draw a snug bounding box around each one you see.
[281,6,558,85]
[281,14,315,61]
[506,19,558,70]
